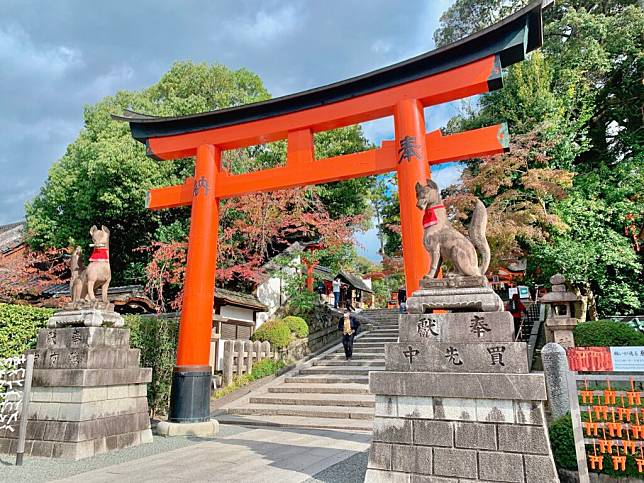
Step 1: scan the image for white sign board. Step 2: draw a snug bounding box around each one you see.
[508,288,518,299]
[610,346,644,372]
[0,355,26,433]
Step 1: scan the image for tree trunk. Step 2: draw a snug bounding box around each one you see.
[583,283,599,321]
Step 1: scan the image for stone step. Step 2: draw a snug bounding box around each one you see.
[353,342,387,347]
[313,359,384,367]
[357,337,398,342]
[326,353,383,360]
[225,404,373,420]
[353,346,387,353]
[299,366,384,376]
[215,414,373,431]
[249,395,375,407]
[284,375,369,384]
[267,384,370,394]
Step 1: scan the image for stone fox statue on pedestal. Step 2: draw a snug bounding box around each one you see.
[415,180,490,278]
[70,225,112,307]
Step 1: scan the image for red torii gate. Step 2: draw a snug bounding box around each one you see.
[116,1,548,423]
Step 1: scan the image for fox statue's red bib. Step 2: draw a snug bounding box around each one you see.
[422,204,444,228]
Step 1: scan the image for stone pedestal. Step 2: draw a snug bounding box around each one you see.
[406,287,504,313]
[366,290,559,482]
[0,323,152,459]
[47,308,124,328]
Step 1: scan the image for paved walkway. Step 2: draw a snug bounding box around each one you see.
[49,426,370,483]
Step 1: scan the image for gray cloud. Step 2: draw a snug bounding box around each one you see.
[1,0,455,224]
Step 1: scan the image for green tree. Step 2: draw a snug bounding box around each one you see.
[26,62,270,282]
[434,1,643,316]
[26,62,374,285]
[434,0,529,48]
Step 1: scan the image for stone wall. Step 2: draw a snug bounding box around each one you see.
[306,304,343,353]
[366,286,559,482]
[368,373,556,482]
[0,325,152,459]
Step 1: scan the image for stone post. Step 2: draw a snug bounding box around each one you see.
[223,340,234,386]
[235,340,244,377]
[541,342,571,420]
[245,340,254,375]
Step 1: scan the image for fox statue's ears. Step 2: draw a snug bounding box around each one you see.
[90,225,97,234]
[427,179,438,190]
[101,225,110,235]
[415,182,423,193]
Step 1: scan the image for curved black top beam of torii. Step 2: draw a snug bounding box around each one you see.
[113,0,551,144]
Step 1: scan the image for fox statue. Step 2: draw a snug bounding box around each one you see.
[415,179,490,279]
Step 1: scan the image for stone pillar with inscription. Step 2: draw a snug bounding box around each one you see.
[0,315,153,459]
[366,276,559,482]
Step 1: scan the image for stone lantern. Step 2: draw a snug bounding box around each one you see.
[541,273,583,347]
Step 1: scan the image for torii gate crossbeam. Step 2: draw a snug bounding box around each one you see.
[115,0,548,425]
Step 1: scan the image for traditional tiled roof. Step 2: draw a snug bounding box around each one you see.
[314,265,373,293]
[313,265,335,282]
[339,271,373,293]
[43,283,267,312]
[0,221,25,255]
[215,287,268,311]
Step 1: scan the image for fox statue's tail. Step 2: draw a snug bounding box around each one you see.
[469,200,490,276]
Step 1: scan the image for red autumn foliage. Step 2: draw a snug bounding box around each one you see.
[144,187,363,311]
[0,248,67,304]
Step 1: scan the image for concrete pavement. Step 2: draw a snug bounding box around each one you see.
[51,426,371,483]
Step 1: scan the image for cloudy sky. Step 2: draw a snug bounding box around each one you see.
[1,0,464,261]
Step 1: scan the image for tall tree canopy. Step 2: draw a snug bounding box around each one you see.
[26,62,373,289]
[434,0,643,316]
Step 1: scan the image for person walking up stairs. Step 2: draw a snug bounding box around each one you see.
[215,308,400,431]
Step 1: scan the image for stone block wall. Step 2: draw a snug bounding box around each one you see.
[368,393,555,482]
[366,304,559,482]
[0,325,152,459]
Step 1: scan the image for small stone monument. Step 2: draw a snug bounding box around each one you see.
[0,226,152,459]
[541,274,583,348]
[365,180,559,482]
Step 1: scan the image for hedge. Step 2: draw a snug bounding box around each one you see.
[550,413,642,477]
[126,314,178,417]
[574,320,644,347]
[282,315,309,338]
[251,319,291,348]
[0,303,54,359]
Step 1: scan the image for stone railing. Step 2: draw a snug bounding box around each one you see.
[222,340,275,387]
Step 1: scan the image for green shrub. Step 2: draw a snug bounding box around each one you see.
[251,319,291,348]
[282,316,309,338]
[549,414,577,471]
[126,314,178,417]
[250,358,286,379]
[0,303,54,359]
[574,320,644,347]
[549,412,641,477]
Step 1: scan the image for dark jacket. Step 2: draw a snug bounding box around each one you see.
[338,314,360,335]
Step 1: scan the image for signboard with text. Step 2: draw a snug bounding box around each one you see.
[567,346,644,373]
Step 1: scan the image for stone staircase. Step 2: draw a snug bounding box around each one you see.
[214,308,399,430]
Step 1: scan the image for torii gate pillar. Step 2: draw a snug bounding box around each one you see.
[395,99,432,295]
[169,144,220,423]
